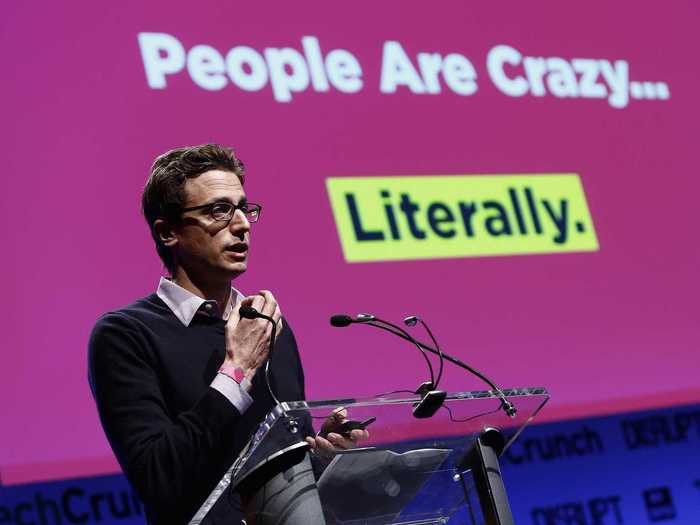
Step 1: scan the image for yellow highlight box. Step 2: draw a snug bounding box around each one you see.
[326,174,599,263]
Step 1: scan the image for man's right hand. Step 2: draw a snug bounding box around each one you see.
[224,290,282,381]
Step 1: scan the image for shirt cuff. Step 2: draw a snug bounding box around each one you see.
[210,373,253,413]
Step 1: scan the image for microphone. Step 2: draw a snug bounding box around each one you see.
[330,314,353,327]
[330,313,376,327]
[239,305,281,409]
[331,312,516,418]
[330,313,446,418]
[240,304,275,323]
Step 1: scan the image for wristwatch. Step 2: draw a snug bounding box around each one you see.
[218,363,246,384]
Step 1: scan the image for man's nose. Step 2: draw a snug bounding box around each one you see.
[228,209,251,238]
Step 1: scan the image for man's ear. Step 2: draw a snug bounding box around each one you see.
[153,218,178,248]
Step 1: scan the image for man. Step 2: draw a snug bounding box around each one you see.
[89,144,364,525]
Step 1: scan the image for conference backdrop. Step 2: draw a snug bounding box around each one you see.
[2,0,698,521]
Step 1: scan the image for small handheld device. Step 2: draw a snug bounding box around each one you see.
[337,416,376,437]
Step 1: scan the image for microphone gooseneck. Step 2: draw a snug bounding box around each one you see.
[404,315,445,390]
[331,313,436,389]
[367,315,436,389]
[330,312,517,418]
[330,312,444,418]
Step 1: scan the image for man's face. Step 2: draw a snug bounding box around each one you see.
[173,169,250,281]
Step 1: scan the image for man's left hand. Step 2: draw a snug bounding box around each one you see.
[305,408,370,455]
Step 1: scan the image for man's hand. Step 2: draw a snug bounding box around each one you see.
[224,290,282,380]
[305,408,370,456]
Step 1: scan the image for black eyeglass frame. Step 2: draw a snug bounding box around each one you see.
[180,201,262,223]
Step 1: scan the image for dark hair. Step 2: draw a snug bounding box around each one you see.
[142,144,245,273]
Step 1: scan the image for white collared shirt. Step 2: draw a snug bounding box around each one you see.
[156,277,252,412]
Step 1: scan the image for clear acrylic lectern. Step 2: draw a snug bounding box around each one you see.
[190,387,549,525]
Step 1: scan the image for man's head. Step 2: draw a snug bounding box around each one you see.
[142,144,255,282]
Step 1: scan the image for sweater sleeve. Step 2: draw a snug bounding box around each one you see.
[88,312,240,524]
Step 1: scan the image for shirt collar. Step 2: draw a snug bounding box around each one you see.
[156,277,244,327]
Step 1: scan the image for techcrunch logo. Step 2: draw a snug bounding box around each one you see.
[326,175,598,263]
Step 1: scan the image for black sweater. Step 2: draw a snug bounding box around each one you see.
[88,293,307,524]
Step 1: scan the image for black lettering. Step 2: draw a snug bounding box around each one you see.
[483,201,512,236]
[608,496,623,525]
[89,494,104,522]
[131,492,142,515]
[426,203,456,238]
[560,502,586,525]
[554,434,572,458]
[542,199,568,244]
[15,502,35,525]
[643,486,675,521]
[0,505,11,524]
[534,437,557,461]
[648,417,672,444]
[531,507,557,525]
[34,492,61,525]
[380,190,400,240]
[621,420,644,449]
[345,193,384,241]
[106,492,132,518]
[458,202,477,236]
[398,193,426,239]
[585,426,605,454]
[508,188,528,234]
[588,498,613,525]
[525,187,543,233]
[672,413,692,442]
[503,443,525,465]
[533,498,623,525]
[62,488,87,524]
[692,411,700,438]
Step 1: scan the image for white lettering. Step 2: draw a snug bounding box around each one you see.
[380,41,425,94]
[599,60,629,109]
[417,53,443,94]
[487,45,528,97]
[187,45,226,91]
[442,54,477,96]
[523,57,547,96]
[138,32,186,89]
[325,49,363,93]
[301,36,329,92]
[264,47,310,103]
[572,59,606,98]
[546,57,578,98]
[225,46,268,91]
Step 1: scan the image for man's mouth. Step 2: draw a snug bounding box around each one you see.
[225,243,248,257]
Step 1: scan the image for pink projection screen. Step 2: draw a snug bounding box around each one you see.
[2,1,698,485]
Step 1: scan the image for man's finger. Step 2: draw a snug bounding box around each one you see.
[349,429,369,442]
[249,294,265,314]
[275,316,284,339]
[326,433,354,450]
[271,303,282,323]
[227,301,243,328]
[331,407,347,420]
[313,436,336,453]
[259,290,278,317]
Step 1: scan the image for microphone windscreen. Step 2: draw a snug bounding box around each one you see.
[239,305,260,319]
[330,314,353,327]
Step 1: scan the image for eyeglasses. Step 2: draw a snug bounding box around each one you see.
[181,201,262,223]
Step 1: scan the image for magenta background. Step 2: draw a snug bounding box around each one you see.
[2,1,698,484]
